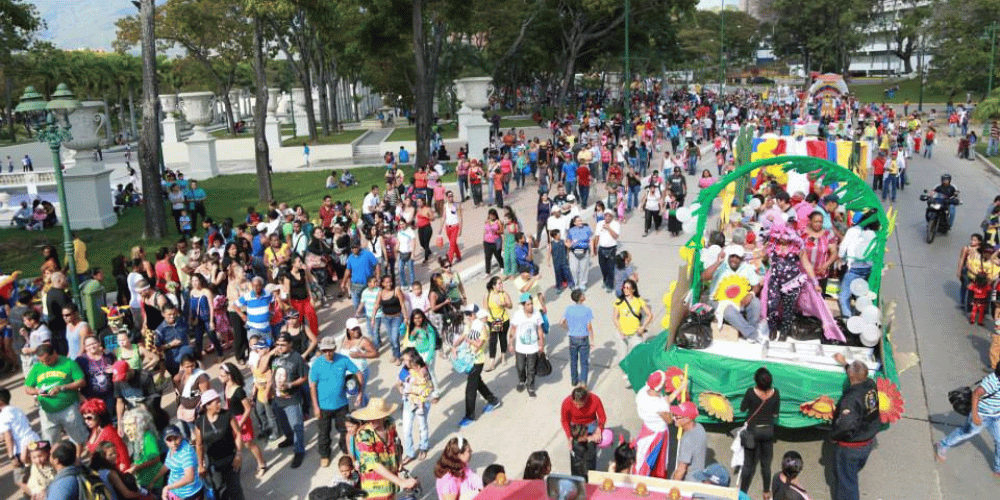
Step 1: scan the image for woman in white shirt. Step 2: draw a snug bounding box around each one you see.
[397,220,418,289]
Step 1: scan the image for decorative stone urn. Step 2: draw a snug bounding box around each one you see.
[160,94,181,143]
[160,94,178,115]
[291,87,308,137]
[178,91,215,140]
[61,101,106,171]
[265,88,282,151]
[267,88,281,116]
[454,77,492,156]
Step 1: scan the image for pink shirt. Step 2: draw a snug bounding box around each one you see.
[435,467,483,499]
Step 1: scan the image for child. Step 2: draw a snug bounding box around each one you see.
[179,209,192,236]
[969,272,991,325]
[0,387,41,465]
[514,232,537,275]
[549,229,573,293]
[958,134,970,159]
[336,455,361,489]
[492,167,505,208]
[609,436,636,474]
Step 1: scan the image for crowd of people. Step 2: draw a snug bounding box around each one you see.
[3,80,998,500]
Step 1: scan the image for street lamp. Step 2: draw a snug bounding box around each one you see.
[983,21,1000,138]
[720,0,726,96]
[14,84,82,306]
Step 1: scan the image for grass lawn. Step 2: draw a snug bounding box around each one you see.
[976,142,999,169]
[850,78,961,105]
[0,165,452,290]
[500,118,544,129]
[386,126,458,142]
[282,129,366,146]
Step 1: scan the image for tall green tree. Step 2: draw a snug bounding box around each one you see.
[928,0,1000,98]
[772,0,876,78]
[1,0,42,141]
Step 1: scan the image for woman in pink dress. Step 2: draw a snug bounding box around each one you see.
[434,437,483,500]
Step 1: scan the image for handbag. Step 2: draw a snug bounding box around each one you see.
[949,382,999,416]
[535,352,552,377]
[739,390,774,450]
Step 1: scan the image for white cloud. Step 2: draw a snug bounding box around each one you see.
[31,0,134,51]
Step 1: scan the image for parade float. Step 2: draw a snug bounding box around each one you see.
[807,73,849,119]
[473,471,740,500]
[621,126,903,429]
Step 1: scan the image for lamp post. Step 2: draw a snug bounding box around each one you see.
[918,34,924,112]
[624,0,631,132]
[983,22,1000,138]
[720,0,726,96]
[14,84,82,306]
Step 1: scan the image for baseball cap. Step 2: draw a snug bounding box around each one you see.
[345,318,362,330]
[723,244,745,260]
[692,463,731,487]
[162,425,183,440]
[111,360,130,382]
[318,336,337,351]
[519,292,533,304]
[251,338,270,350]
[670,401,699,420]
[463,304,480,315]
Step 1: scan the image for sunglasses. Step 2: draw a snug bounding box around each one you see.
[83,415,95,421]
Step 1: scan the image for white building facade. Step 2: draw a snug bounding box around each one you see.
[850,0,933,77]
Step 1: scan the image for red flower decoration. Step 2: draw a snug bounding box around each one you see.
[876,378,905,424]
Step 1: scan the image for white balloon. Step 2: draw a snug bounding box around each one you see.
[742,206,755,218]
[748,198,762,210]
[700,245,722,265]
[860,306,880,324]
[856,299,875,312]
[849,279,870,297]
[683,219,698,234]
[689,202,702,213]
[860,324,881,346]
[863,291,878,302]
[676,207,693,223]
[846,316,865,334]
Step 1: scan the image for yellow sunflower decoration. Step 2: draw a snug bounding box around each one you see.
[714,275,751,304]
[698,391,734,422]
[800,395,837,421]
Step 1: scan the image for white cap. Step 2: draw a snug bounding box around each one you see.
[345,318,362,330]
[566,194,576,201]
[476,309,490,319]
[723,245,745,260]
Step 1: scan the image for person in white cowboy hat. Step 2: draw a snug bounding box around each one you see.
[309,335,359,469]
[351,397,417,499]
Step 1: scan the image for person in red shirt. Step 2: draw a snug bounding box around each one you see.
[499,154,513,195]
[469,160,484,206]
[969,273,992,325]
[924,127,936,159]
[607,163,623,188]
[871,152,885,192]
[560,387,606,476]
[319,195,336,229]
[414,165,429,202]
[576,163,592,209]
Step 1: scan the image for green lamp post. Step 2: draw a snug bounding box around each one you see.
[14,84,82,306]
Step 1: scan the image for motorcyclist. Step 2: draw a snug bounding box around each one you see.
[931,173,959,229]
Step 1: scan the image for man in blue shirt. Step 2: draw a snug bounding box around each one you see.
[184,179,207,228]
[562,155,578,200]
[669,123,680,153]
[342,243,380,312]
[309,336,359,467]
[398,146,410,164]
[154,303,193,375]
[561,290,594,386]
[566,216,593,292]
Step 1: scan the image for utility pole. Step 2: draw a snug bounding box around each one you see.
[624,0,631,129]
[720,0,726,96]
[918,35,924,112]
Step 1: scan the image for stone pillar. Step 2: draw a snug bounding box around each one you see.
[63,167,117,228]
[178,91,219,179]
[292,88,308,138]
[454,77,492,160]
[265,88,282,151]
[160,94,181,143]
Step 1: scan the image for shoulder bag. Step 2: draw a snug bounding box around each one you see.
[949,378,999,416]
[535,352,553,377]
[739,390,774,449]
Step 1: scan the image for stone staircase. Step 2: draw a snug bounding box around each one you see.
[352,128,393,162]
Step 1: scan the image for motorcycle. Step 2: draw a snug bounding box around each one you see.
[919,190,960,243]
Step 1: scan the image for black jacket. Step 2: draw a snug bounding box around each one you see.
[830,378,880,443]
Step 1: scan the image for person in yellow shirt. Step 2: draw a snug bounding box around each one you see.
[65,233,90,282]
[612,279,652,385]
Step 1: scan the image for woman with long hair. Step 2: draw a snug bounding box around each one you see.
[482,209,504,275]
[130,246,155,281]
[340,320,378,406]
[613,251,639,300]
[434,436,482,500]
[415,197,435,263]
[194,389,244,500]
[121,408,163,491]
[284,253,320,336]
[40,245,60,276]
[219,363,267,478]
[225,262,250,363]
[189,273,224,359]
[502,207,521,278]
[81,398,132,472]
[739,367,781,498]
[375,275,408,364]
[483,276,512,372]
[522,450,552,480]
[612,279,652,381]
[402,309,439,398]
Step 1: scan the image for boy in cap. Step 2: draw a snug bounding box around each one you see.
[509,292,545,397]
[309,335,359,468]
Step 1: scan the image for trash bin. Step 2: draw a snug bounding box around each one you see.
[80,278,107,333]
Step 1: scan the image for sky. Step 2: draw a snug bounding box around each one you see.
[28,0,726,52]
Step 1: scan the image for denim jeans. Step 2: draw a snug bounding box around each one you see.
[365,315,380,348]
[938,413,1000,473]
[711,297,762,340]
[923,143,933,158]
[565,181,577,199]
[569,250,590,291]
[398,252,415,288]
[882,173,898,202]
[568,336,590,386]
[833,440,874,500]
[350,282,366,313]
[578,184,590,208]
[554,263,573,291]
[401,399,430,459]
[273,400,306,454]
[377,314,404,359]
[839,265,872,318]
[627,186,640,211]
[989,137,1000,156]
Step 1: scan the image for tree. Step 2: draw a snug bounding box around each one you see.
[884,0,930,74]
[772,0,876,78]
[1,0,42,141]
[243,0,282,203]
[928,0,1000,98]
[116,0,253,135]
[138,0,168,239]
[675,10,762,67]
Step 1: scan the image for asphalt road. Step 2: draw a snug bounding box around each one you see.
[2,128,998,500]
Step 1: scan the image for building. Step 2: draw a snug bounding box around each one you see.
[850,0,933,77]
[738,0,776,23]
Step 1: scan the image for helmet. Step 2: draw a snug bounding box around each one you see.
[941,174,952,182]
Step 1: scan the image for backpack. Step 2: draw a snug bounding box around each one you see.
[76,467,114,500]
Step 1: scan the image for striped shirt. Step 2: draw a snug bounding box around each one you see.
[164,441,203,498]
[359,287,382,319]
[238,290,274,331]
[978,374,1000,417]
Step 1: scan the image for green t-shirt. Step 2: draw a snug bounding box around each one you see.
[133,431,163,488]
[25,356,83,413]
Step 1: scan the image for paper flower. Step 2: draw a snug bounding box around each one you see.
[714,274,751,304]
[800,395,836,421]
[876,378,905,424]
[698,391,734,422]
[664,366,686,393]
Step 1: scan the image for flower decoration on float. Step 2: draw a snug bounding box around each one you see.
[876,378,905,424]
[698,391,734,422]
[714,275,751,304]
[800,395,837,421]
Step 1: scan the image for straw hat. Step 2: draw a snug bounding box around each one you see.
[351,397,398,421]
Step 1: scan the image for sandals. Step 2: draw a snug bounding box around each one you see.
[256,466,268,479]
